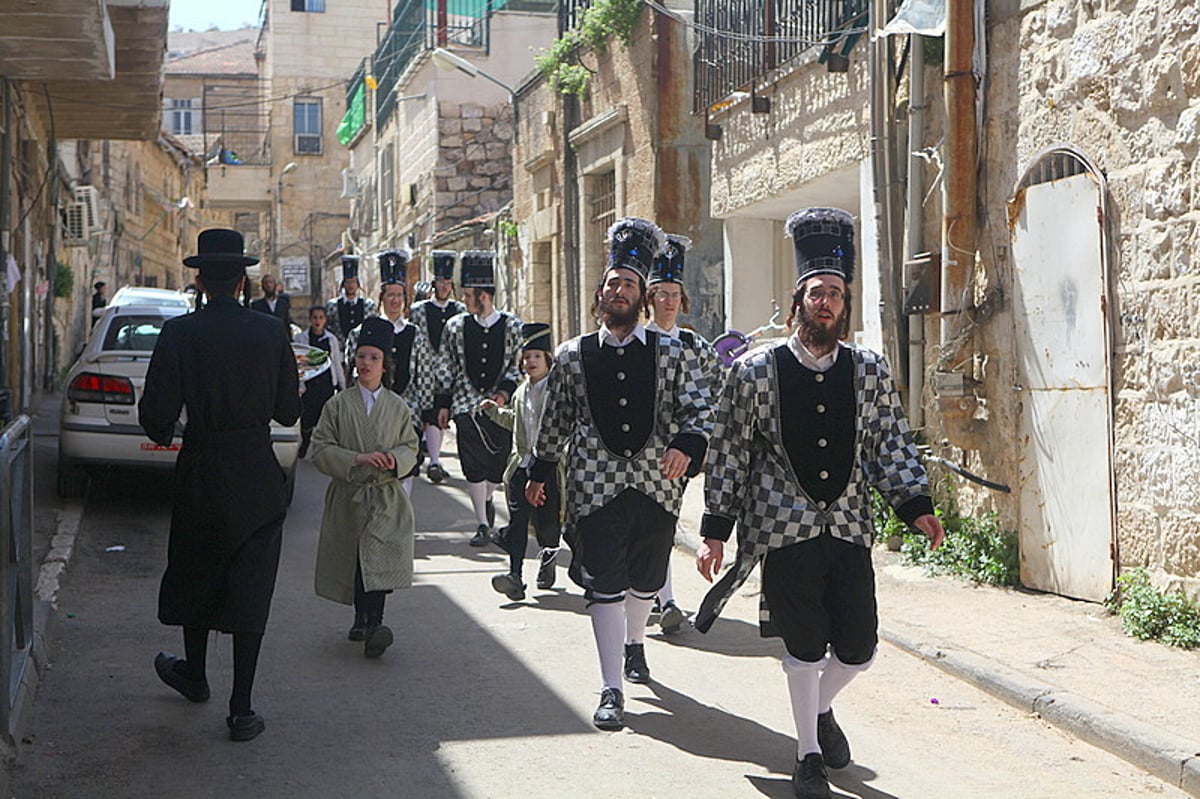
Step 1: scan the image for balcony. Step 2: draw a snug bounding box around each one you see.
[0,0,169,140]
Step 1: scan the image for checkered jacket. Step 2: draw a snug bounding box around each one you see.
[698,341,929,630]
[343,317,431,421]
[534,331,714,523]
[436,311,524,417]
[409,299,465,413]
[325,295,377,343]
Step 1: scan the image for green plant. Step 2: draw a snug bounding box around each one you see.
[886,500,1020,587]
[534,0,644,97]
[53,262,74,299]
[1105,568,1200,649]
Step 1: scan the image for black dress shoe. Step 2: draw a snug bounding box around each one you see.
[535,548,557,589]
[489,525,509,551]
[364,624,394,658]
[817,708,851,769]
[491,572,526,601]
[427,463,448,483]
[592,687,624,730]
[659,601,688,634]
[227,712,266,742]
[347,625,367,641]
[792,753,831,799]
[469,525,490,547]
[623,643,650,684]
[154,652,210,703]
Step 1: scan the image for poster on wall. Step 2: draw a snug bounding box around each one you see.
[279,256,310,295]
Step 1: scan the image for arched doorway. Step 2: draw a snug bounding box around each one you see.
[1008,147,1116,602]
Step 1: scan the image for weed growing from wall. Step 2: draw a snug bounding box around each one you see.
[534,0,644,98]
[1105,568,1200,650]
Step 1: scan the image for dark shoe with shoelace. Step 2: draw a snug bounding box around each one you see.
[817,708,851,769]
[592,687,624,730]
[792,753,831,799]
[154,652,210,703]
[469,525,490,547]
[227,712,266,742]
[623,643,650,684]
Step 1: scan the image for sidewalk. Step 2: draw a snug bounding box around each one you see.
[675,479,1200,797]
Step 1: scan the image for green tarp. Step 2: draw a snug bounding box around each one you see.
[337,82,366,146]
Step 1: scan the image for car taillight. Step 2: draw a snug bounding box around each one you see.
[67,372,135,405]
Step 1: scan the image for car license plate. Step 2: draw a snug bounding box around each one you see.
[140,442,180,451]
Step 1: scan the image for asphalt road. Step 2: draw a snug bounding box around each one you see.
[8,453,1186,798]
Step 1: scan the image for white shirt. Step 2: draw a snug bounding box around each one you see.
[384,313,408,334]
[358,383,384,415]
[598,322,647,348]
[787,332,839,373]
[474,308,502,329]
[519,377,549,468]
[645,320,679,338]
[265,297,278,313]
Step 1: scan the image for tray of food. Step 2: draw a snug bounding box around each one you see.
[293,342,334,382]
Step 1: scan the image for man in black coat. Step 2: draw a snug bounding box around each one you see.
[140,229,300,742]
[250,273,292,326]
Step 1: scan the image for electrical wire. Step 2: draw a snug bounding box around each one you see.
[644,0,870,46]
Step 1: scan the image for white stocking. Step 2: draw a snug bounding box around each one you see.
[589,595,626,691]
[466,481,489,526]
[424,425,443,464]
[657,560,676,605]
[783,654,825,758]
[624,591,656,645]
[819,652,874,713]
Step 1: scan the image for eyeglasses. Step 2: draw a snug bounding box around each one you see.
[806,288,844,303]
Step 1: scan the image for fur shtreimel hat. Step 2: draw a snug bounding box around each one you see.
[648,233,691,285]
[785,207,856,286]
[430,250,456,281]
[606,217,666,281]
[340,254,360,281]
[460,250,495,290]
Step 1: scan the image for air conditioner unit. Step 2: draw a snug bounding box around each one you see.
[295,134,322,155]
[75,185,100,234]
[340,168,360,198]
[63,202,90,245]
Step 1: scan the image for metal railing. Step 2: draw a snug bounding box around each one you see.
[0,415,32,743]
[203,82,271,166]
[693,0,872,113]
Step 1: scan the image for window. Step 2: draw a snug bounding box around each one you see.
[168,99,195,136]
[291,0,325,10]
[294,99,322,154]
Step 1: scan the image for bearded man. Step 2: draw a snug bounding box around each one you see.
[525,217,713,731]
[694,207,944,799]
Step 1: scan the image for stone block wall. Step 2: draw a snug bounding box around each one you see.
[433,101,514,229]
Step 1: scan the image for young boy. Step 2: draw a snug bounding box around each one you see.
[311,317,420,658]
[295,305,346,458]
[481,323,563,600]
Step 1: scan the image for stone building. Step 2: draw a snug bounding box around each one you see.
[705,0,1200,599]
[338,1,557,301]
[510,0,723,343]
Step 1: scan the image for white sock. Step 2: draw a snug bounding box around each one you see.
[401,477,413,496]
[467,481,489,525]
[424,426,443,464]
[624,591,656,645]
[590,595,626,691]
[783,654,825,758]
[819,652,874,713]
[657,560,676,605]
[486,480,501,497]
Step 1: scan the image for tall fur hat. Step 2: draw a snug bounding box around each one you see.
[605,217,666,280]
[784,207,856,286]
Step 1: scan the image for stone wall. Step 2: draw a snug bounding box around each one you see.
[433,101,514,229]
[963,0,1200,594]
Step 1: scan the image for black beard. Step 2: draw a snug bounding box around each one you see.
[600,298,641,328]
[798,304,842,350]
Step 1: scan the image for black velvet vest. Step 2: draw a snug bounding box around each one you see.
[580,332,658,458]
[775,345,856,507]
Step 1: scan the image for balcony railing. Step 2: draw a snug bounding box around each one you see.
[694,0,872,114]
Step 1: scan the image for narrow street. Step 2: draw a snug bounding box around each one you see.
[8,448,1185,799]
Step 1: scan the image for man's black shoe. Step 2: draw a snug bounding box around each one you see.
[592,687,624,730]
[623,643,650,684]
[427,463,448,483]
[792,752,831,799]
[817,708,851,769]
[469,525,490,547]
[364,624,394,658]
[347,625,367,641]
[227,712,266,742]
[491,572,526,601]
[489,525,509,551]
[659,600,688,634]
[485,499,496,527]
[536,548,557,589]
[154,652,210,703]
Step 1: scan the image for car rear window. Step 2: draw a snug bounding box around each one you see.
[103,315,169,352]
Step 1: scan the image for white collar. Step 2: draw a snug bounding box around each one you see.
[599,322,647,347]
[645,320,679,337]
[384,313,407,332]
[475,308,502,328]
[787,333,840,372]
[358,382,383,401]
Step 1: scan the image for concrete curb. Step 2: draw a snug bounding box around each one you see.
[881,620,1200,797]
[671,530,1200,798]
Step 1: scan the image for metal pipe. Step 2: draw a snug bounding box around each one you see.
[941,0,978,355]
[870,0,902,373]
[0,80,11,395]
[906,36,926,426]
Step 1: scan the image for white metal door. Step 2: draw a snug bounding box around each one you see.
[1011,171,1115,601]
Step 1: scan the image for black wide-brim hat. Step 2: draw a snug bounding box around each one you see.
[183,228,258,279]
[356,317,394,354]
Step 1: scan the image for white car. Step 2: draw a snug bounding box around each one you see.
[58,302,300,500]
[105,286,192,311]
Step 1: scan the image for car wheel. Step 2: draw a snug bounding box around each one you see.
[57,459,88,499]
[283,463,296,505]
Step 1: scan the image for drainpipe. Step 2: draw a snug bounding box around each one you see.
[906,36,926,427]
[870,0,903,374]
[562,93,581,337]
[0,80,11,401]
[941,0,977,358]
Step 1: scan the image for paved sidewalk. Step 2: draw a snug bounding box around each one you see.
[676,480,1200,797]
